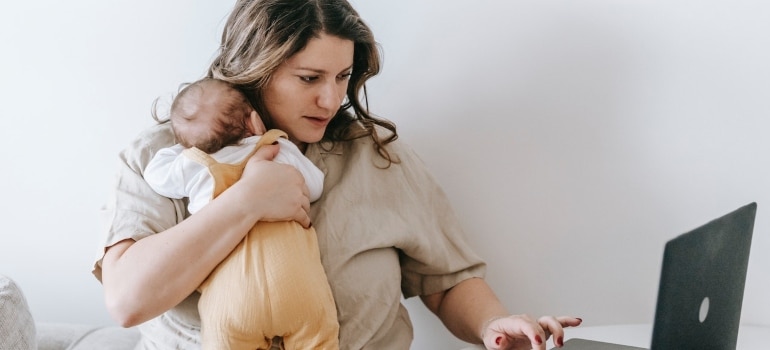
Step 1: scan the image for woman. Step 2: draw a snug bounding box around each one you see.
[94,1,581,349]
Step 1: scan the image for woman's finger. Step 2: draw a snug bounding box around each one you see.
[538,316,564,347]
[482,315,546,350]
[296,181,311,228]
[250,143,279,161]
[537,316,583,348]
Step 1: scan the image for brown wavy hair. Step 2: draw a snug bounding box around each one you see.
[208,0,398,165]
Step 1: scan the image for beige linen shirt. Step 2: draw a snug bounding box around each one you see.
[93,122,486,350]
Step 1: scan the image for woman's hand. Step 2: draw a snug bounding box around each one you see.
[236,143,312,228]
[482,315,582,350]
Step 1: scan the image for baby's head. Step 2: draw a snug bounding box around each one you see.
[170,78,264,153]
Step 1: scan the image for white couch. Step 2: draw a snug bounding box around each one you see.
[36,323,139,350]
[0,275,139,350]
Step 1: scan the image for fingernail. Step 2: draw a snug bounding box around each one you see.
[576,318,583,323]
[495,336,502,345]
[535,335,543,344]
[558,336,564,346]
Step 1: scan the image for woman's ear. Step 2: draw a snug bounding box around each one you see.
[248,110,266,135]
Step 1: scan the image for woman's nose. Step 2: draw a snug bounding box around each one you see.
[317,81,344,111]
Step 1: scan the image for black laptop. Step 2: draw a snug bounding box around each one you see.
[557,202,757,350]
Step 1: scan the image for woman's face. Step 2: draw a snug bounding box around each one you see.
[263,33,355,148]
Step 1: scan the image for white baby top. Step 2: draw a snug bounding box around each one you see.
[143,134,324,213]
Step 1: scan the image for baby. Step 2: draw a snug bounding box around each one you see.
[144,78,339,350]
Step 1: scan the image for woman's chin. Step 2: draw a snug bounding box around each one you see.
[298,130,326,144]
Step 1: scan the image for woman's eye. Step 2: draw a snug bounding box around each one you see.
[299,75,318,83]
[338,72,352,81]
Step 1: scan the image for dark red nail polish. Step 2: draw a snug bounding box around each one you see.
[535,335,543,344]
[558,336,564,346]
[495,336,502,345]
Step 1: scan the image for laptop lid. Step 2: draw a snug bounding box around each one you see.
[556,202,757,350]
[650,202,756,349]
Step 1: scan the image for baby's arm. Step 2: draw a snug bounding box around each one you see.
[144,144,199,199]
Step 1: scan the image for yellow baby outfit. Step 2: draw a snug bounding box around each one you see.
[186,130,339,350]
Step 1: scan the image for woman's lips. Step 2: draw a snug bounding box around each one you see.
[304,116,330,127]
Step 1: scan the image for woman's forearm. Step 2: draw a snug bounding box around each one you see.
[101,145,310,327]
[421,277,509,344]
[102,181,264,327]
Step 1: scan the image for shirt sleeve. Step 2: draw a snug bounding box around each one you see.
[92,123,188,282]
[389,142,487,298]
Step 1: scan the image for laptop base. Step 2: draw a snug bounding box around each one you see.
[556,338,646,350]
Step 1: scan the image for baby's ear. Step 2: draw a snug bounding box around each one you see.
[249,110,266,135]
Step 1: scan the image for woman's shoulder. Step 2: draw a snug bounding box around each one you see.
[347,125,414,155]
[120,122,177,172]
[327,126,424,173]
[133,122,176,150]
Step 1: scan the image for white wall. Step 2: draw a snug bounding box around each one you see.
[2,1,768,349]
[0,0,234,327]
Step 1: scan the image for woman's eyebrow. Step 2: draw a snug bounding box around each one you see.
[295,64,354,74]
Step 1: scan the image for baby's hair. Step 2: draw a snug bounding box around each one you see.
[156,78,255,153]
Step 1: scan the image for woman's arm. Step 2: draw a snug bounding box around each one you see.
[421,278,508,344]
[421,277,581,350]
[101,144,311,327]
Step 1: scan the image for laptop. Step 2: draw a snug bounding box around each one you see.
[557,202,757,350]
